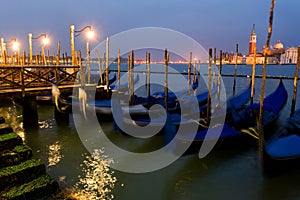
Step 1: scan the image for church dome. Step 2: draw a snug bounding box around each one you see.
[274,39,283,49]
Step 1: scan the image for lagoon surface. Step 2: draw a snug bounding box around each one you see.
[1,64,300,200]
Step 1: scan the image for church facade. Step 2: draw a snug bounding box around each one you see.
[245,24,298,65]
[280,46,298,64]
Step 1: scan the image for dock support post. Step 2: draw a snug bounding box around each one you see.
[22,96,38,128]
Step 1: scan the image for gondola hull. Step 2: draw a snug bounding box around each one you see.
[173,81,287,155]
[264,116,300,174]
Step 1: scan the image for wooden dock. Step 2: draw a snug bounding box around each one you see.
[0,65,80,98]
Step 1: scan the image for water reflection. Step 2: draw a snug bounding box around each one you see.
[48,141,63,167]
[70,149,117,199]
[0,100,25,141]
[39,120,53,129]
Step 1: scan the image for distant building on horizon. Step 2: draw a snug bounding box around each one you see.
[245,24,297,65]
[280,46,298,64]
[248,24,257,55]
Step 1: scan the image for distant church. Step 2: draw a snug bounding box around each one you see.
[248,24,257,55]
[246,24,296,64]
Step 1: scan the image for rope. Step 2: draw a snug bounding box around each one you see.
[241,127,259,140]
[191,119,209,129]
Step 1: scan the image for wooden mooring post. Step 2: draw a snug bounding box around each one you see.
[87,41,91,84]
[258,0,276,170]
[130,50,135,105]
[206,48,212,124]
[105,37,110,92]
[194,58,197,75]
[128,53,131,93]
[213,48,217,81]
[217,50,222,104]
[251,46,257,104]
[147,52,151,97]
[188,52,192,95]
[95,49,103,84]
[232,43,238,96]
[164,49,169,110]
[290,46,300,117]
[118,49,121,90]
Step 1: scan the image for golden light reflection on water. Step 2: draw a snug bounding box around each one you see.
[0,102,25,141]
[48,141,63,167]
[39,120,53,129]
[70,149,118,200]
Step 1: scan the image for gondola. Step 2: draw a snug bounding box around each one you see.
[91,70,116,86]
[172,80,287,155]
[92,88,188,119]
[70,84,187,121]
[231,80,287,129]
[264,109,300,173]
[117,84,219,134]
[109,73,140,91]
[88,74,203,119]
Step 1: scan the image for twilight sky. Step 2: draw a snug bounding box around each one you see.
[0,0,299,56]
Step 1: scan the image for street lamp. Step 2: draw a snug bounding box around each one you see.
[1,38,19,53]
[0,38,19,64]
[70,24,95,65]
[70,24,95,83]
[12,40,19,52]
[28,33,50,65]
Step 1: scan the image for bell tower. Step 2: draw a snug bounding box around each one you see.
[248,24,257,55]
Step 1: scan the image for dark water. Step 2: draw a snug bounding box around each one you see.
[1,64,300,200]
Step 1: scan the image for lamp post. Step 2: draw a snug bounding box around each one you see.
[28,33,49,65]
[70,24,95,83]
[1,39,19,64]
[1,38,4,63]
[70,24,75,66]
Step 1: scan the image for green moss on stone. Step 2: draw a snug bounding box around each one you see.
[0,133,23,151]
[0,133,19,142]
[0,145,33,168]
[0,158,46,191]
[1,174,59,199]
[14,145,32,154]
[0,158,44,178]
